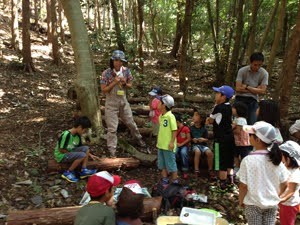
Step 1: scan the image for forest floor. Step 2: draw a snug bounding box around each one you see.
[1,10,300,225]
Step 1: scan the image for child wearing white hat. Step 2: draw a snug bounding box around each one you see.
[279,141,300,225]
[237,121,290,225]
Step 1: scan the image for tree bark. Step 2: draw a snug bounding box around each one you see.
[51,0,60,65]
[11,0,20,50]
[275,1,300,119]
[179,0,194,94]
[149,0,158,54]
[34,0,39,25]
[60,0,103,143]
[258,0,280,52]
[58,0,65,44]
[225,0,245,85]
[246,0,259,59]
[137,0,144,73]
[22,0,35,72]
[267,0,287,76]
[170,0,185,58]
[110,0,125,51]
[7,197,162,225]
[47,157,140,173]
[46,0,52,44]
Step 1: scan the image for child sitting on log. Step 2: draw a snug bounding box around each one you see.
[54,116,98,182]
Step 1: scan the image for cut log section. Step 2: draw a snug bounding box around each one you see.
[47,158,140,173]
[7,196,162,225]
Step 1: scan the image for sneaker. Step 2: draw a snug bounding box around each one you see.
[79,168,97,179]
[61,170,79,183]
[161,178,170,185]
[183,173,189,179]
[136,139,147,147]
[209,185,228,193]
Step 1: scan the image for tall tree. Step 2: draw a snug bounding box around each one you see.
[275,1,300,119]
[226,0,245,84]
[60,0,103,142]
[258,0,280,52]
[22,0,35,72]
[246,0,259,59]
[179,0,194,94]
[267,0,287,76]
[137,0,144,73]
[110,0,125,51]
[46,0,52,44]
[170,0,185,58]
[51,0,60,64]
[149,0,158,53]
[11,0,20,50]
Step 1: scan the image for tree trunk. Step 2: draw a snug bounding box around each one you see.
[258,0,280,52]
[34,0,39,25]
[7,197,162,225]
[47,157,140,173]
[179,0,194,94]
[133,0,138,43]
[22,0,35,72]
[51,0,60,65]
[170,0,185,58]
[281,12,288,54]
[149,0,158,54]
[110,0,125,51]
[225,0,245,85]
[60,0,103,143]
[137,0,144,73]
[11,0,20,50]
[246,0,259,59]
[46,0,52,44]
[267,0,287,76]
[58,0,65,44]
[275,1,300,119]
[96,0,101,32]
[87,0,90,28]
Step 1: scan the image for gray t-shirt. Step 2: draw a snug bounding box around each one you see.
[236,65,269,101]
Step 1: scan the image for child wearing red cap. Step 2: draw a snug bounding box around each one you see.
[74,171,121,225]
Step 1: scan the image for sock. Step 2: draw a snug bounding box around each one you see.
[227,174,234,184]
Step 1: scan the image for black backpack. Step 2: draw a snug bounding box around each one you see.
[152,183,194,213]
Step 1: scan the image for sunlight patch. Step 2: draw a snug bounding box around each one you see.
[26,117,46,122]
[0,107,11,113]
[37,86,50,90]
[47,98,67,104]
[0,89,5,98]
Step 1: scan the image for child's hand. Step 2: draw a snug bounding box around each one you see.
[89,154,101,161]
[192,138,198,143]
[168,142,174,150]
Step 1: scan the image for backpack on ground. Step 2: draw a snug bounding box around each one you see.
[151,183,194,213]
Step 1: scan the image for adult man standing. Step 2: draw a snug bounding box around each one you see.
[100,50,146,157]
[235,52,269,125]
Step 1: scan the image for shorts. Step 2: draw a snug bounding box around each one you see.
[61,146,89,163]
[192,144,209,153]
[214,136,234,171]
[235,146,252,160]
[157,149,177,173]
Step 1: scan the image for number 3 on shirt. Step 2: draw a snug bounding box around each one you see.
[163,119,168,127]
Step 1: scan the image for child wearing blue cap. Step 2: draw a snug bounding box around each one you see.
[206,85,236,192]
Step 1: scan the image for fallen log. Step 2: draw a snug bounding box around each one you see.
[118,138,157,166]
[47,158,140,173]
[127,95,213,104]
[7,196,162,225]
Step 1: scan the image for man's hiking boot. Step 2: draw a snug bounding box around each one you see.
[61,170,79,183]
[209,185,228,193]
[79,168,97,179]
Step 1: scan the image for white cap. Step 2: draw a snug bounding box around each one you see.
[243,121,277,144]
[156,94,175,108]
[279,141,300,166]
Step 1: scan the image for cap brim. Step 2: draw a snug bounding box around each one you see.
[243,125,255,134]
[112,175,121,186]
[212,87,220,92]
[148,91,157,96]
[155,96,163,100]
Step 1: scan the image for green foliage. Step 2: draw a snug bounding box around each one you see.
[31,179,43,194]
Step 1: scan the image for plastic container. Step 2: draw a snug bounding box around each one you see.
[180,207,216,225]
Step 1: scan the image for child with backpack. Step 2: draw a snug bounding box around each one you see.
[190,109,215,180]
[175,113,191,179]
[279,141,300,225]
[232,101,252,172]
[237,121,290,225]
[156,94,178,185]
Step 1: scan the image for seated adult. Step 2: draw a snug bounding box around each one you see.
[116,180,144,225]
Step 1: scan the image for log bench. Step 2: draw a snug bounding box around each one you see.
[7,196,162,225]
